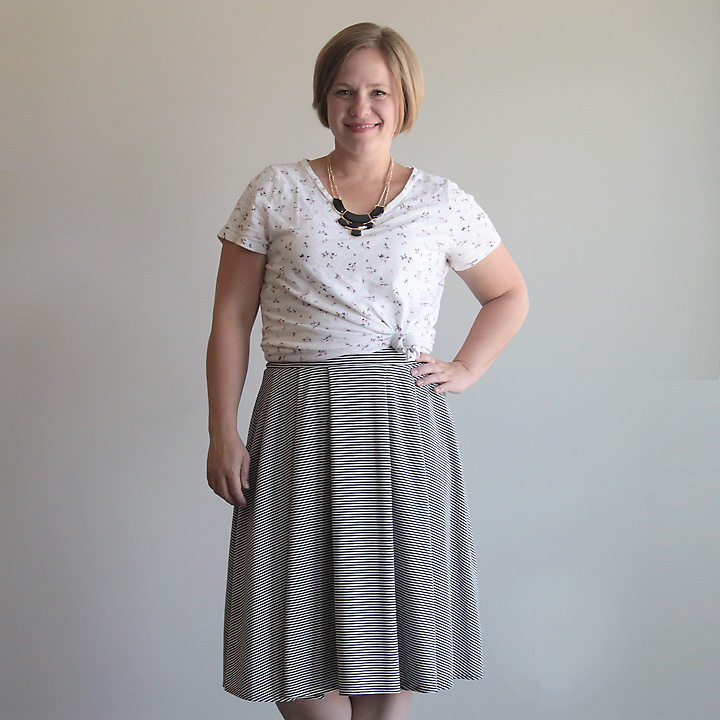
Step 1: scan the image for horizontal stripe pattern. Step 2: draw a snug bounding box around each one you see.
[223,348,483,703]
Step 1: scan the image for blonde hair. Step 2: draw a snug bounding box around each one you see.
[312,22,424,135]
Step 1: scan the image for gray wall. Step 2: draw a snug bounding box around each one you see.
[2,1,717,719]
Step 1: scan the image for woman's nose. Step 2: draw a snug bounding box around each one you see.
[350,95,371,117]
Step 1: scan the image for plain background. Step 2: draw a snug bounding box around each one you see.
[1,1,718,719]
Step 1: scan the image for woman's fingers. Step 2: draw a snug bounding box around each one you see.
[207,434,250,507]
[410,353,436,379]
[239,454,251,490]
[226,474,248,507]
[410,356,473,394]
[207,443,251,506]
[211,472,247,507]
[411,354,444,385]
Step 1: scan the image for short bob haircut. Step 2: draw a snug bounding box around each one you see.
[313,22,424,136]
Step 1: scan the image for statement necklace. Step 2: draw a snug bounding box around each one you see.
[327,153,394,236]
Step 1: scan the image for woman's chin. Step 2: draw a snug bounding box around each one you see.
[333,132,391,157]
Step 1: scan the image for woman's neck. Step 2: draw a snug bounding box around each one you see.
[329,146,393,183]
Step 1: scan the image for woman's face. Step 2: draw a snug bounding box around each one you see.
[326,47,400,159]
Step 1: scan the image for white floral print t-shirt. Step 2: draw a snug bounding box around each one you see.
[217,159,501,362]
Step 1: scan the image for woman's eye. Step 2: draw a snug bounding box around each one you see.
[372,90,386,97]
[335,89,350,96]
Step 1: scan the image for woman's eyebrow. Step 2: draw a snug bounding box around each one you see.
[333,82,390,88]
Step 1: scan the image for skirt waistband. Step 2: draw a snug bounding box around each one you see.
[265,347,416,368]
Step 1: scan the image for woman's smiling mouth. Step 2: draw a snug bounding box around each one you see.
[346,122,380,132]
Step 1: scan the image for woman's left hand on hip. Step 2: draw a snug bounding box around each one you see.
[410,353,476,394]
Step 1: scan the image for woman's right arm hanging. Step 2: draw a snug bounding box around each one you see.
[206,242,266,506]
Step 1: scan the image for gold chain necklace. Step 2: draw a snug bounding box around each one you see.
[327,153,394,237]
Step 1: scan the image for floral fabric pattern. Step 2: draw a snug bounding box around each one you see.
[217,160,501,362]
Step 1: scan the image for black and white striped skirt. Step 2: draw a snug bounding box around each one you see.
[223,348,484,703]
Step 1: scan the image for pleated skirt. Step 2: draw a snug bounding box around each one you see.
[223,348,483,703]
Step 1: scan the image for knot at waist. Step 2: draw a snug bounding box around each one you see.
[389,332,423,361]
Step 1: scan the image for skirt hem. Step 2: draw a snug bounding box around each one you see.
[223,675,484,703]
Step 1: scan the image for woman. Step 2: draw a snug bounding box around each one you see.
[207,22,528,720]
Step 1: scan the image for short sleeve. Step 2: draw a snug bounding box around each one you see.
[216,166,276,254]
[445,181,502,271]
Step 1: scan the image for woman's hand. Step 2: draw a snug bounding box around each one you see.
[410,353,477,394]
[207,431,252,507]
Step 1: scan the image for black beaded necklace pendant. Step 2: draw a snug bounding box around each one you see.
[331,198,385,237]
[327,153,394,237]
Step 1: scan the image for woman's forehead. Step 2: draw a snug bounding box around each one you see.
[333,48,394,85]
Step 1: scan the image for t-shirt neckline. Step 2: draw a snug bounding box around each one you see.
[301,158,418,213]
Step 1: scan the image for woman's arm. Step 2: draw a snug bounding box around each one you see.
[206,242,266,505]
[412,243,529,393]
